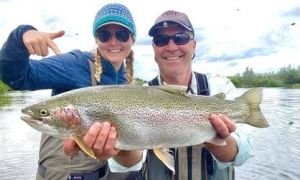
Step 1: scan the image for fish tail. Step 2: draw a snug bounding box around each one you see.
[239,88,269,128]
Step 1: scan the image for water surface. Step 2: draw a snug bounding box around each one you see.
[0,88,299,180]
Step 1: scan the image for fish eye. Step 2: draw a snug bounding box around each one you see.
[39,109,49,117]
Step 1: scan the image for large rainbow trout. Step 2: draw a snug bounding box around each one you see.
[21,85,268,171]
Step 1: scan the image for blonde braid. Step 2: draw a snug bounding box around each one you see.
[125,50,134,84]
[93,48,103,83]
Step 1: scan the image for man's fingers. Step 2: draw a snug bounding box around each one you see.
[209,114,230,138]
[217,114,236,132]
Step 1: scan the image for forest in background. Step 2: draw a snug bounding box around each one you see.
[229,65,300,88]
[1,65,300,94]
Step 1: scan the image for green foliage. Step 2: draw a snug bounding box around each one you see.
[133,77,147,85]
[229,65,300,88]
[0,81,10,94]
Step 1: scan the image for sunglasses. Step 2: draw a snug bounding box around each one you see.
[153,32,192,47]
[96,30,131,43]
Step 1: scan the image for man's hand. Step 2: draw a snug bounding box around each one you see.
[204,113,238,162]
[64,122,120,161]
[23,30,65,56]
[209,113,236,138]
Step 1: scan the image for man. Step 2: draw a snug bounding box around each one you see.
[142,10,253,180]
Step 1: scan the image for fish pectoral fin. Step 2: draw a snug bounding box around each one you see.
[153,148,175,173]
[73,136,96,159]
[159,85,189,97]
[206,135,226,146]
[212,92,226,99]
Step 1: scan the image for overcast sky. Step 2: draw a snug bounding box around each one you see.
[1,0,300,80]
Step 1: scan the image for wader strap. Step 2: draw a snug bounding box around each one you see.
[187,146,193,180]
[228,166,235,180]
[201,148,214,180]
[173,148,179,180]
[195,72,210,96]
[177,147,188,180]
[148,76,159,86]
[191,145,202,179]
[88,59,97,86]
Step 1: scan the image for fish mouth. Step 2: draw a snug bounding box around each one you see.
[20,113,63,137]
[20,114,45,125]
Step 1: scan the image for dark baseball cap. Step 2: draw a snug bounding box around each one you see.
[148,10,194,36]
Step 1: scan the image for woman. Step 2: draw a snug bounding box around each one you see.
[0,3,143,180]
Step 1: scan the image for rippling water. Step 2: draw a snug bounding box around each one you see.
[0,90,51,180]
[0,88,299,180]
[235,88,300,180]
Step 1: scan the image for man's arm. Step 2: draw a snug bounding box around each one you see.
[205,114,254,168]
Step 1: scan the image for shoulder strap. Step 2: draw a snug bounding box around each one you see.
[194,72,210,96]
[88,60,97,86]
[148,76,160,86]
[88,51,97,86]
[184,72,212,180]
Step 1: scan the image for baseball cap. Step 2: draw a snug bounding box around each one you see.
[148,10,194,36]
[93,3,136,39]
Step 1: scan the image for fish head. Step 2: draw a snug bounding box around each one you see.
[21,96,83,137]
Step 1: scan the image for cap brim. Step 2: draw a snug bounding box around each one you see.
[95,22,134,34]
[148,21,193,36]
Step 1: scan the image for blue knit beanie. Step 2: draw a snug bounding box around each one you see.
[93,3,136,39]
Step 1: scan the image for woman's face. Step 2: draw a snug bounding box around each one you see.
[95,24,134,70]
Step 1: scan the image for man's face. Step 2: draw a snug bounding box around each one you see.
[152,26,196,78]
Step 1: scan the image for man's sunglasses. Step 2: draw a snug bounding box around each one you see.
[96,30,131,43]
[153,32,192,47]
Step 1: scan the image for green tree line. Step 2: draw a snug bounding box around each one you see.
[1,65,299,94]
[229,65,300,88]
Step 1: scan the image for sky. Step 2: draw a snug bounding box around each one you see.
[0,0,300,80]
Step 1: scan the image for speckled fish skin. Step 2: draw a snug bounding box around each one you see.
[21,85,269,150]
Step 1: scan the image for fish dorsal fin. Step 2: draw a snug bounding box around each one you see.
[153,148,175,173]
[73,136,96,159]
[212,92,226,99]
[159,85,188,97]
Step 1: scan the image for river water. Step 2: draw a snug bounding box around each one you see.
[0,88,299,180]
